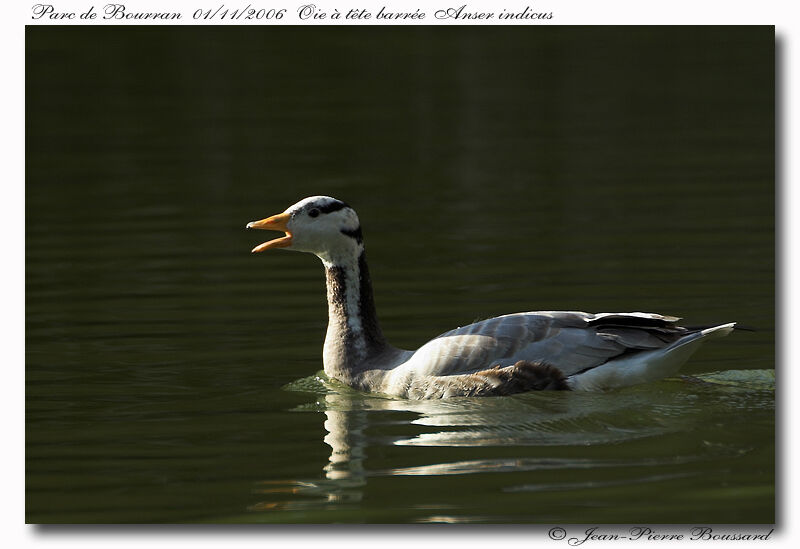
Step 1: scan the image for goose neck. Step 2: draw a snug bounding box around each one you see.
[322,250,388,377]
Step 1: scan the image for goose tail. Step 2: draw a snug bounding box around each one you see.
[567,322,736,391]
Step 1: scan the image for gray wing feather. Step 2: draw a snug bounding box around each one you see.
[403,311,686,377]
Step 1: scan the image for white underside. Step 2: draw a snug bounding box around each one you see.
[566,323,736,391]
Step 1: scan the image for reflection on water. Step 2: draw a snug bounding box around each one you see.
[248,372,773,522]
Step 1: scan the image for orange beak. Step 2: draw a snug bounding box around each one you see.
[246,212,292,253]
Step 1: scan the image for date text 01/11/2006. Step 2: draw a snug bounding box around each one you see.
[194,5,287,20]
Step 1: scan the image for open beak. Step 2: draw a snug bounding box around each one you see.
[246,212,292,253]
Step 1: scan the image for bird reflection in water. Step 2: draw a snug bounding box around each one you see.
[246,373,770,519]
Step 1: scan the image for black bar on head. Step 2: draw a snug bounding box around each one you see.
[317,200,348,214]
[340,226,363,244]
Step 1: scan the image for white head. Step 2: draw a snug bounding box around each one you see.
[246,196,363,265]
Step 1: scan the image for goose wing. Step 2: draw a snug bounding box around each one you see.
[398,311,687,378]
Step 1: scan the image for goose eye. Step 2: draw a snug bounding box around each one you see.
[308,208,320,218]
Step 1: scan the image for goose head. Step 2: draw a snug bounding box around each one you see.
[246,196,363,265]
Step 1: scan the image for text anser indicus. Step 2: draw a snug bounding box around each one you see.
[247,196,735,399]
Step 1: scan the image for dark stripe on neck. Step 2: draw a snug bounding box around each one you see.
[323,250,386,358]
[340,226,363,244]
[326,265,347,312]
[356,250,385,353]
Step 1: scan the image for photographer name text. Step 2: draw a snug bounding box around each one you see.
[548,526,774,545]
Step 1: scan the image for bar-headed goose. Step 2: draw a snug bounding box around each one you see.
[246,196,735,399]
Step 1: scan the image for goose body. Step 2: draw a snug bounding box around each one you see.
[247,196,735,399]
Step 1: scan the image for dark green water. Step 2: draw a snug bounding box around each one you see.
[26,26,774,523]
